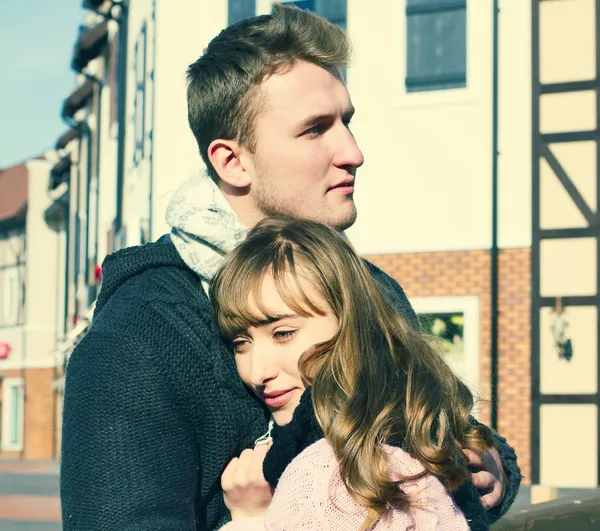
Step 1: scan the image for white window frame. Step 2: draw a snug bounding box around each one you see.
[1,377,25,452]
[410,296,480,396]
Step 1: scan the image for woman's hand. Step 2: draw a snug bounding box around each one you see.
[221,443,274,520]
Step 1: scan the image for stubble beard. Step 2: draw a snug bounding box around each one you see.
[254,170,358,232]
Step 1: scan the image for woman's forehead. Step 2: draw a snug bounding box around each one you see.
[248,271,328,319]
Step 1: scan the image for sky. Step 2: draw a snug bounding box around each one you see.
[0,1,85,169]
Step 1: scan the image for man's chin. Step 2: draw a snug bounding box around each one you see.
[332,207,357,232]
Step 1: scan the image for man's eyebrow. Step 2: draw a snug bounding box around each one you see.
[298,106,355,129]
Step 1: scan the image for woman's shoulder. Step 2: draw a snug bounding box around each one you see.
[269,440,469,530]
[277,438,336,486]
[284,440,427,480]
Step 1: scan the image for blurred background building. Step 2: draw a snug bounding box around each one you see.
[0,0,597,504]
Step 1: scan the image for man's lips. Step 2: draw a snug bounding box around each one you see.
[327,179,355,193]
[261,388,296,408]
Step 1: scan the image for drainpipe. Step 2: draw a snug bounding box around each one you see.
[94,80,102,297]
[490,0,500,431]
[114,0,130,241]
[19,230,27,459]
[84,121,93,293]
[148,0,156,239]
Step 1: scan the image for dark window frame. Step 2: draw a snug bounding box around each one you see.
[228,0,256,25]
[405,0,467,94]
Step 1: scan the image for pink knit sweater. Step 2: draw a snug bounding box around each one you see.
[222,439,469,530]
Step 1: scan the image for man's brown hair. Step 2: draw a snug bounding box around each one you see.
[186,4,351,182]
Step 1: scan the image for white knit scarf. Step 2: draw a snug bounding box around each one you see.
[165,171,249,294]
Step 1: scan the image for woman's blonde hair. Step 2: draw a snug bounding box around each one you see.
[211,217,494,529]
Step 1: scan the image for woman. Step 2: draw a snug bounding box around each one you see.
[211,217,500,530]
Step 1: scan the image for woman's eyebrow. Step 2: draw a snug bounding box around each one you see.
[254,314,299,328]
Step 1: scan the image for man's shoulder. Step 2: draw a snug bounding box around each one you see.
[97,236,204,310]
[88,238,213,345]
[362,258,420,328]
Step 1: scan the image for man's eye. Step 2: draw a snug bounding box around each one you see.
[305,123,328,136]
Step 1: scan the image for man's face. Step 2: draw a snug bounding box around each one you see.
[244,61,364,231]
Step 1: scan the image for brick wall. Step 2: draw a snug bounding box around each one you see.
[366,248,531,483]
[0,367,56,459]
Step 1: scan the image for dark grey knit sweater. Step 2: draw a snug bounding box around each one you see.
[60,237,519,530]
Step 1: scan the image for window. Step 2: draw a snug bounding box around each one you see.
[282,0,314,12]
[228,0,255,25]
[281,0,347,30]
[281,1,347,78]
[1,378,25,452]
[411,296,479,395]
[405,0,467,93]
[133,23,147,166]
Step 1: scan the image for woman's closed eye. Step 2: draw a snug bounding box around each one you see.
[273,328,297,341]
[232,337,251,353]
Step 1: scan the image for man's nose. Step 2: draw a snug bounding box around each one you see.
[335,126,364,170]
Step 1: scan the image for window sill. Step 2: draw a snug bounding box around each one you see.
[393,83,478,110]
[0,442,24,453]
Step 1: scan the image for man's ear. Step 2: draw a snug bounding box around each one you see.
[207,138,252,188]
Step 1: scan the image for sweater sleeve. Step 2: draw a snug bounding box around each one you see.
[60,329,199,531]
[264,447,323,530]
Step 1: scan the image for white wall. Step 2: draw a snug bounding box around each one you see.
[23,159,59,369]
[149,0,229,239]
[122,0,535,250]
[0,160,58,371]
[345,0,532,255]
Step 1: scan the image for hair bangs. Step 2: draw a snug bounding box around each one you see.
[213,241,327,339]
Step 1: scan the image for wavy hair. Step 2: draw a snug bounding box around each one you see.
[210,217,494,529]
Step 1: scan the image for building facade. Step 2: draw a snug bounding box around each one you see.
[0,157,60,459]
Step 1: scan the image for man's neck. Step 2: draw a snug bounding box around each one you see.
[218,182,263,229]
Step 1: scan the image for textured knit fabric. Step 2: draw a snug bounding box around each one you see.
[224,438,470,531]
[60,237,270,531]
[263,389,490,531]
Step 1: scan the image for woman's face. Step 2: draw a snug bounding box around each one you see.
[231,273,338,426]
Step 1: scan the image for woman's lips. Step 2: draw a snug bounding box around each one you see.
[263,389,296,409]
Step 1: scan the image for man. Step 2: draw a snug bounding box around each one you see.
[60,5,520,530]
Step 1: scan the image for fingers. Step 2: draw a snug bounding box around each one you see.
[222,447,269,490]
[463,448,485,469]
[471,470,503,510]
[479,477,503,510]
[471,470,495,490]
[236,448,255,483]
[221,447,273,520]
[221,457,239,490]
